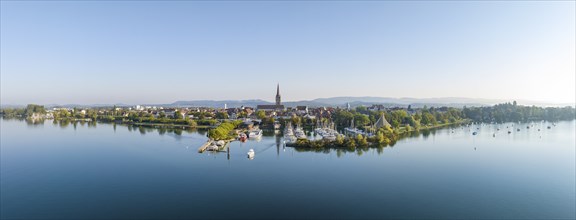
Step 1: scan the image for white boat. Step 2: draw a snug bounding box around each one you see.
[247,149,255,159]
[314,127,324,136]
[344,118,366,136]
[294,126,307,139]
[315,127,339,141]
[284,122,297,143]
[322,133,337,141]
[206,143,220,151]
[345,127,364,135]
[248,129,263,139]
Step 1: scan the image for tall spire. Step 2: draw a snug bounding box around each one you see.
[276,83,280,96]
[275,83,281,106]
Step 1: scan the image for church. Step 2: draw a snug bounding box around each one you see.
[256,84,285,112]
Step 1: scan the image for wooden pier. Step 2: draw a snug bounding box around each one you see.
[198,140,213,153]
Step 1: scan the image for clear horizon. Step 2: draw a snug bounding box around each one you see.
[1,1,575,105]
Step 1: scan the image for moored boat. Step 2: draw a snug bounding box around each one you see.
[294,125,307,139]
[238,133,247,142]
[284,122,297,143]
[248,129,263,139]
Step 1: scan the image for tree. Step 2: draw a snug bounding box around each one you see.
[256,110,266,120]
[174,111,183,119]
[207,121,237,140]
[356,134,368,147]
[237,111,247,118]
[87,109,97,120]
[215,111,229,120]
[355,106,368,114]
[353,113,370,128]
[25,104,46,116]
[291,115,301,126]
[333,110,354,128]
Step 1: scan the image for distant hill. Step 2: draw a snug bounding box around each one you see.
[170,97,573,108]
[167,97,502,108]
[310,97,499,106]
[171,99,270,108]
[3,97,572,109]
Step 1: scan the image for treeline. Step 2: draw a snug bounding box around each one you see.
[1,104,46,117]
[462,102,575,122]
[329,102,575,132]
[290,102,575,150]
[207,120,242,140]
[332,106,464,131]
[50,108,204,127]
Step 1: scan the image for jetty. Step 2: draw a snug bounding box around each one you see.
[198,139,234,153]
[198,140,213,153]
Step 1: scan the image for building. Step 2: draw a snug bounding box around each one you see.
[257,84,285,112]
[374,113,391,129]
[368,104,386,112]
[295,106,308,115]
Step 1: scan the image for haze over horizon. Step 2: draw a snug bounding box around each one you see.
[1,96,573,108]
[1,1,575,105]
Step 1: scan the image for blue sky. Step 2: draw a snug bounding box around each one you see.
[1,1,574,105]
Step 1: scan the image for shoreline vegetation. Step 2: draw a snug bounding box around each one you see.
[2,102,575,148]
[286,119,470,149]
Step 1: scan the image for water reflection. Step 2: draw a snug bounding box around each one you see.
[275,134,281,156]
[25,118,45,127]
[2,119,575,219]
[10,118,573,158]
[293,144,390,156]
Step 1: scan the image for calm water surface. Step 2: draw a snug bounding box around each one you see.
[1,119,575,219]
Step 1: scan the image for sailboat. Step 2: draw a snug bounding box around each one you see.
[344,118,364,135]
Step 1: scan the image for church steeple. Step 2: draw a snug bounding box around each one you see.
[275,83,281,106]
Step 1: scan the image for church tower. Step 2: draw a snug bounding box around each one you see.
[275,83,281,106]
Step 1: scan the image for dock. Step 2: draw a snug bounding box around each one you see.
[198,140,213,153]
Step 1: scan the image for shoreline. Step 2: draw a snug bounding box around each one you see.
[286,119,471,149]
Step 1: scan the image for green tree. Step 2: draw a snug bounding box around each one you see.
[256,110,266,120]
[353,113,370,128]
[333,110,354,128]
[215,111,229,119]
[174,111,183,120]
[291,115,301,126]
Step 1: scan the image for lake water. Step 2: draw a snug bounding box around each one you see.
[1,118,575,219]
